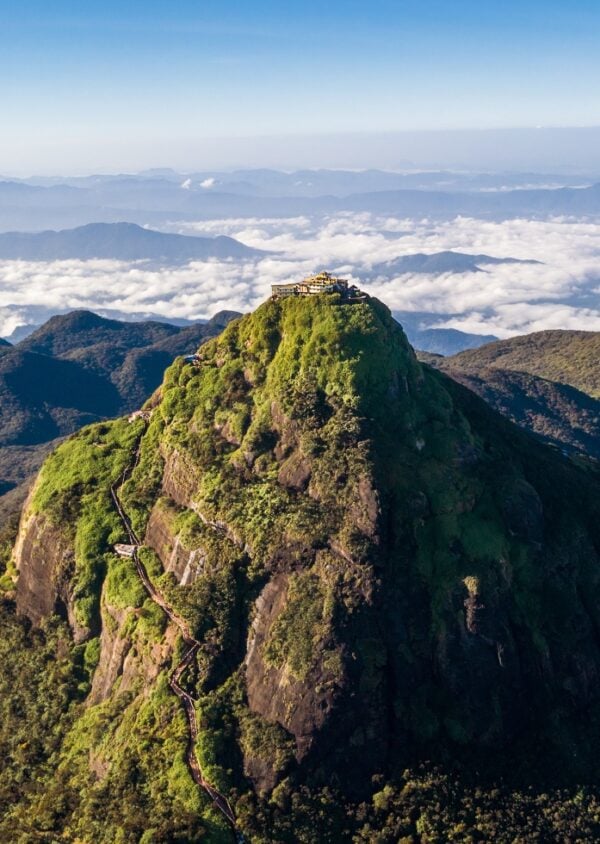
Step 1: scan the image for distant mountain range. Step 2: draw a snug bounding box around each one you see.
[0,222,261,261]
[372,250,541,276]
[2,172,600,230]
[395,310,498,355]
[6,167,597,196]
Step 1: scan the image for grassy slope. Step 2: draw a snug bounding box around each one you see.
[447,329,600,398]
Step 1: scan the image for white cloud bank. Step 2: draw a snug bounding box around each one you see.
[1,213,600,338]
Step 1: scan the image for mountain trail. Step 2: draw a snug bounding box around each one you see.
[110,424,243,840]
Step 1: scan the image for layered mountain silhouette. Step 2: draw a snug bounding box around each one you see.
[0,222,262,261]
[3,175,600,230]
[372,250,540,275]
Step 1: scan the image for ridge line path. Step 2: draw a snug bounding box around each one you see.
[110,429,244,841]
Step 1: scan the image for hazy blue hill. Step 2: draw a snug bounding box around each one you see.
[0,222,261,261]
[410,325,499,354]
[373,250,541,275]
[344,183,600,218]
[0,179,89,204]
[3,324,43,344]
[394,310,499,354]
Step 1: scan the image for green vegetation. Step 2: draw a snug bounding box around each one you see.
[233,771,600,843]
[238,709,295,784]
[31,418,142,630]
[0,601,78,832]
[120,413,166,538]
[446,328,600,398]
[424,350,600,460]
[6,293,600,841]
[263,571,330,681]
[0,509,18,592]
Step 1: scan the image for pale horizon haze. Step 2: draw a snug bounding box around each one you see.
[2,1,600,174]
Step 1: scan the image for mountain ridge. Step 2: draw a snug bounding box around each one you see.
[444,329,600,398]
[372,250,541,276]
[0,221,262,261]
[0,309,241,538]
[4,177,600,231]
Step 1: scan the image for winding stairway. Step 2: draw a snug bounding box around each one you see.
[110,431,244,841]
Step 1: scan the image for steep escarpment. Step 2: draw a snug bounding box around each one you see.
[8,293,600,841]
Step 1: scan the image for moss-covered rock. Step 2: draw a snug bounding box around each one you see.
[9,292,600,840]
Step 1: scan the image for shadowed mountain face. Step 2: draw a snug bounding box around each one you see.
[421,352,600,460]
[0,349,122,445]
[9,293,600,841]
[0,222,262,261]
[419,328,600,460]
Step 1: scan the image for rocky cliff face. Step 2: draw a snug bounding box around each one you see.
[12,293,600,816]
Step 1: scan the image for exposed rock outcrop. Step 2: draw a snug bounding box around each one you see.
[12,291,600,812]
[145,500,205,585]
[14,503,90,642]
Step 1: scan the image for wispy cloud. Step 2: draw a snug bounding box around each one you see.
[1,214,600,339]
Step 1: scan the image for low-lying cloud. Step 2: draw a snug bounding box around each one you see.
[2,213,600,339]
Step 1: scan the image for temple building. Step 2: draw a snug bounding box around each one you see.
[271,271,350,298]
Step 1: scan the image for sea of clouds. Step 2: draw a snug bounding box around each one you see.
[1,213,600,339]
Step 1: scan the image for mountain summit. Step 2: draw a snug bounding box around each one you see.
[9,291,600,839]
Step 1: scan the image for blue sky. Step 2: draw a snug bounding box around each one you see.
[1,1,600,173]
